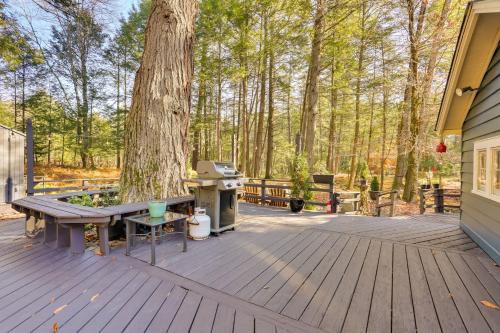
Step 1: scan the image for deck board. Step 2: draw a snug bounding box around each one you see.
[0,205,499,333]
[366,242,393,333]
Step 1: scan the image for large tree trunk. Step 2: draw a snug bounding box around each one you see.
[254,15,267,177]
[402,0,428,202]
[193,43,208,170]
[120,0,198,202]
[303,0,325,168]
[265,32,274,179]
[380,41,388,189]
[347,1,367,189]
[115,62,121,169]
[215,39,223,161]
[392,76,411,192]
[326,63,337,172]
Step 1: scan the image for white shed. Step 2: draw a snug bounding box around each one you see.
[0,124,25,203]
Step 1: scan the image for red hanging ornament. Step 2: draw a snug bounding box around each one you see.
[436,141,447,153]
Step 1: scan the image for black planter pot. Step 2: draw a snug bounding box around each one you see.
[432,183,440,189]
[290,199,305,213]
[421,184,431,190]
[369,191,380,201]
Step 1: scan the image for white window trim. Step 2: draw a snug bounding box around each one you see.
[472,135,500,203]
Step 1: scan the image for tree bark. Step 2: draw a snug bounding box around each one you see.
[215,38,223,161]
[303,0,325,168]
[380,41,388,189]
[402,0,428,202]
[366,65,376,172]
[265,29,274,179]
[192,60,204,170]
[116,62,121,169]
[348,1,367,189]
[327,63,337,172]
[120,0,198,202]
[254,15,267,177]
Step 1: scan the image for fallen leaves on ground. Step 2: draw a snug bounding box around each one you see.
[90,293,99,302]
[52,322,59,332]
[53,305,67,315]
[23,243,33,249]
[480,300,500,310]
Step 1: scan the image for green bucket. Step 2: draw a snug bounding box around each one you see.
[148,201,167,218]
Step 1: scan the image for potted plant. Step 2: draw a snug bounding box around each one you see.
[290,154,312,213]
[148,200,167,218]
[369,176,380,201]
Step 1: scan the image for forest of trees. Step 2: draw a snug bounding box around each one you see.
[0,0,464,201]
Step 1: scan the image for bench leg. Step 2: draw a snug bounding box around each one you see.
[57,224,71,248]
[98,225,110,256]
[24,212,31,237]
[69,225,85,254]
[44,217,57,244]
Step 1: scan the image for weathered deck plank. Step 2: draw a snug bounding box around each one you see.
[0,205,499,333]
[367,242,393,333]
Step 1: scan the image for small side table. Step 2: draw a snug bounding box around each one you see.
[125,212,188,265]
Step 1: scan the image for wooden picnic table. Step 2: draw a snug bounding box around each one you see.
[11,192,195,256]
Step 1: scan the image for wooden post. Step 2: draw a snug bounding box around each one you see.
[98,225,110,256]
[332,192,340,213]
[328,183,334,213]
[44,216,57,244]
[69,225,85,254]
[26,118,35,196]
[261,179,266,206]
[56,224,71,248]
[375,193,381,216]
[419,188,426,214]
[434,188,444,213]
[389,191,396,217]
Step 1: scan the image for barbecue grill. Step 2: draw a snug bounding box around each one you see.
[184,161,248,235]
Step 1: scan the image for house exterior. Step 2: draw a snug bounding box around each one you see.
[0,124,25,203]
[437,0,500,262]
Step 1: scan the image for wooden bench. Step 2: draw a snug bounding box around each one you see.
[337,191,361,213]
[268,188,288,207]
[373,190,398,217]
[11,192,195,256]
[244,185,260,204]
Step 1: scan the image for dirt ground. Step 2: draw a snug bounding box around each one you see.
[0,204,24,221]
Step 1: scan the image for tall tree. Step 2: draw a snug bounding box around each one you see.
[347,0,368,189]
[401,0,428,201]
[265,19,274,179]
[302,0,325,168]
[120,0,198,201]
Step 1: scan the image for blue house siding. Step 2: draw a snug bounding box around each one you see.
[461,43,500,262]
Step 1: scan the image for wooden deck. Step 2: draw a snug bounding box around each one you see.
[1,204,500,332]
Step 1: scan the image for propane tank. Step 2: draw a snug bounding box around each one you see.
[188,207,211,240]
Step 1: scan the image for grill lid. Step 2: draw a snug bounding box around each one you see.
[196,161,241,179]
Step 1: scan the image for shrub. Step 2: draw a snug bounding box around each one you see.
[290,154,312,200]
[68,194,94,207]
[357,160,369,180]
[370,176,380,192]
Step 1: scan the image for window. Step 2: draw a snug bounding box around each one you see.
[473,136,500,202]
[494,149,500,196]
[477,150,487,191]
